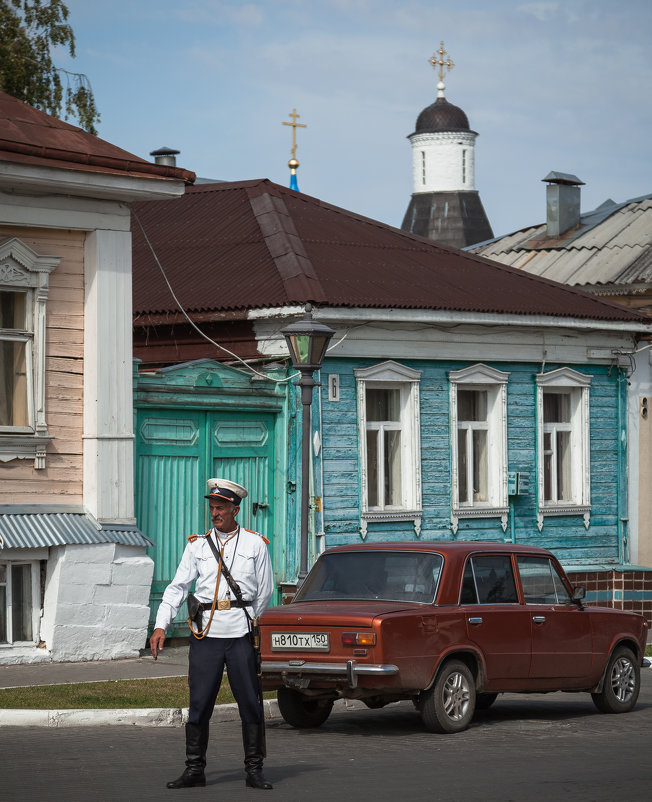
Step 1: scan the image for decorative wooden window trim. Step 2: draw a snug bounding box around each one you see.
[355,361,422,539]
[449,364,509,535]
[536,367,592,531]
[0,238,59,469]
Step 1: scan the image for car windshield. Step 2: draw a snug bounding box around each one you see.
[294,551,443,603]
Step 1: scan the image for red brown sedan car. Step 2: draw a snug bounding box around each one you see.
[260,542,649,733]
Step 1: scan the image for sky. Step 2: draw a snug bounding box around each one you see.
[59,0,652,239]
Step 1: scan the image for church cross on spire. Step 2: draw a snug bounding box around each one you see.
[428,41,454,95]
[282,108,307,161]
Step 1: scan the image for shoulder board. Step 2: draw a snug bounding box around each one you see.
[244,528,270,545]
[187,533,206,543]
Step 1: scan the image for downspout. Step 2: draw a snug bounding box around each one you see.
[617,369,629,564]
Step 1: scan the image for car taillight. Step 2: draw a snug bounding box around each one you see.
[342,632,376,647]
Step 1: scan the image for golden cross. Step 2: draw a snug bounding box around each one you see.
[428,41,454,82]
[282,108,307,160]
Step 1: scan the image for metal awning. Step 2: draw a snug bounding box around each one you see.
[0,506,154,550]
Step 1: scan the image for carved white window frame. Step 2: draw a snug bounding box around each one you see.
[449,364,509,535]
[0,238,59,469]
[536,367,592,531]
[355,361,422,539]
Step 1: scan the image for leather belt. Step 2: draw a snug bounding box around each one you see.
[216,599,252,610]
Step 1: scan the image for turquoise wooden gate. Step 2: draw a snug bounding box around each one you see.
[136,408,277,636]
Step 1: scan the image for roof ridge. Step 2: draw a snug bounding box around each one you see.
[246,184,327,303]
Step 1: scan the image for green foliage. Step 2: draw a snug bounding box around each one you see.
[0,0,99,134]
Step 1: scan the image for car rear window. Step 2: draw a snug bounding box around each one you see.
[294,551,443,603]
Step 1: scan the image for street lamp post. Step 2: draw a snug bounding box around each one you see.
[281,304,335,584]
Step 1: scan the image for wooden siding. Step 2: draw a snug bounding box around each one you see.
[0,226,84,504]
[318,357,625,567]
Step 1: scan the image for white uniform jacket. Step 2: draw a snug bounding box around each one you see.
[155,526,274,638]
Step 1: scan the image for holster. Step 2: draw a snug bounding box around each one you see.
[187,593,204,630]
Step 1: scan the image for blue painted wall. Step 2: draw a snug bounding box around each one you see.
[317,357,627,567]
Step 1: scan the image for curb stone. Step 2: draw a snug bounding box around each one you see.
[0,697,368,728]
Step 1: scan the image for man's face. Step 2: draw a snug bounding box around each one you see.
[209,499,239,533]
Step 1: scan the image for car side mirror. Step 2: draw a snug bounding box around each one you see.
[572,586,586,610]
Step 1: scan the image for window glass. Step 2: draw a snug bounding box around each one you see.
[12,563,33,641]
[453,382,499,509]
[0,340,28,426]
[542,390,574,503]
[384,429,402,505]
[517,556,572,604]
[0,291,26,329]
[366,430,379,507]
[458,389,487,421]
[367,388,400,422]
[472,429,488,501]
[462,555,518,604]
[365,387,404,509]
[295,551,443,604]
[543,392,570,423]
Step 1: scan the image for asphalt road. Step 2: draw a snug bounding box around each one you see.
[2,671,651,802]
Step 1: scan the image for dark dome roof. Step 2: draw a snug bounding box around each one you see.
[414,97,470,133]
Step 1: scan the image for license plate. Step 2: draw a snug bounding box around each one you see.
[271,632,330,651]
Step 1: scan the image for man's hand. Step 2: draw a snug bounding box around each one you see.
[150,628,166,660]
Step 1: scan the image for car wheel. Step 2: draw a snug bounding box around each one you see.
[277,687,334,728]
[591,647,640,714]
[420,659,476,733]
[475,692,498,711]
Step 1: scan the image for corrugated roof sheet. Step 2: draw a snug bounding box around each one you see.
[0,91,194,184]
[0,508,154,549]
[132,179,646,325]
[470,194,652,290]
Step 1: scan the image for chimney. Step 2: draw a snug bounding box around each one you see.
[542,171,584,237]
[149,146,180,167]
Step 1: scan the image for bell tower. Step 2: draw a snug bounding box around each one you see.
[401,43,493,249]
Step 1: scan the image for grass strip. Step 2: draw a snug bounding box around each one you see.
[0,676,275,710]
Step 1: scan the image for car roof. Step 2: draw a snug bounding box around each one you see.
[321,541,554,557]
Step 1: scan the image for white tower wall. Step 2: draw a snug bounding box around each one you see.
[410,131,477,194]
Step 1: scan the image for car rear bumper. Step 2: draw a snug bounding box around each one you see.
[261,659,399,689]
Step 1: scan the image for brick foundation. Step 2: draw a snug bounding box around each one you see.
[566,568,652,635]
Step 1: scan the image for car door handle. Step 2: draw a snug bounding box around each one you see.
[532,616,546,623]
[468,617,483,625]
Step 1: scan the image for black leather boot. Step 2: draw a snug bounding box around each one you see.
[242,722,273,790]
[166,722,207,789]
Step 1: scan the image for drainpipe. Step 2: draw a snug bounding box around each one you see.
[617,369,629,564]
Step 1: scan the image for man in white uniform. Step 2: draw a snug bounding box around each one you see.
[150,478,274,790]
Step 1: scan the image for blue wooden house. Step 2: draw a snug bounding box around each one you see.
[131,179,652,630]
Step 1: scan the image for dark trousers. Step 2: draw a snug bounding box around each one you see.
[188,634,263,726]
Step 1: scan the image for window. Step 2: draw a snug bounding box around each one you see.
[0,562,39,645]
[449,365,509,534]
[536,368,591,530]
[355,361,422,538]
[460,554,518,605]
[462,149,467,184]
[0,238,58,468]
[294,550,443,604]
[517,556,573,605]
[421,151,426,185]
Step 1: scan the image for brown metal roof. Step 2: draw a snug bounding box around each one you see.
[132,179,647,324]
[0,91,195,183]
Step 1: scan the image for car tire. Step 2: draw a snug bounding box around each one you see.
[475,692,499,711]
[591,646,640,714]
[419,659,476,733]
[277,687,334,728]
